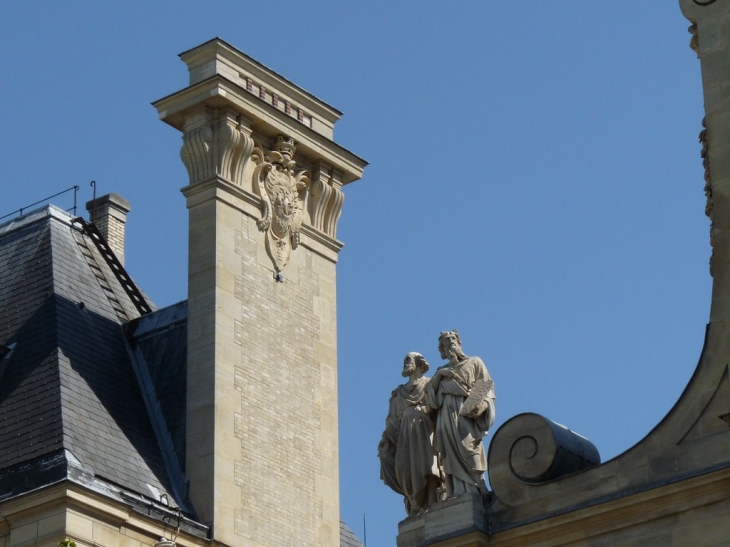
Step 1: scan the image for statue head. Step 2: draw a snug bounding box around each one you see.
[438,330,466,363]
[402,352,429,377]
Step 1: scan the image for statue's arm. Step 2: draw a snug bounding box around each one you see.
[425,378,441,410]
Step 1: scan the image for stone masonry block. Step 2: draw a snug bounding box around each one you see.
[9,522,37,547]
[66,511,93,542]
[118,534,142,547]
[92,521,120,547]
[37,512,65,538]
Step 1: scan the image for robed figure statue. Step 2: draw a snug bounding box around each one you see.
[427,330,495,498]
[378,352,442,516]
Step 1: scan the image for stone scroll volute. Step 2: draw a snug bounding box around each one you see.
[487,413,600,507]
[180,108,255,187]
[309,163,345,239]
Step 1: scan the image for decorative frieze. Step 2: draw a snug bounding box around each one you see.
[180,108,255,186]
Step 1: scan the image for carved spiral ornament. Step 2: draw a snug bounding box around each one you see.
[488,413,600,506]
[509,434,545,482]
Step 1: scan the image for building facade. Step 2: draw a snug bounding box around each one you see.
[0,39,365,547]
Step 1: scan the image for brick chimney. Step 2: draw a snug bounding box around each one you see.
[86,193,131,265]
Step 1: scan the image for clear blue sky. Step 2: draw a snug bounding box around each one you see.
[0,2,708,545]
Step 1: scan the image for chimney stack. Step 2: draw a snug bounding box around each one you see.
[154,39,366,547]
[86,193,131,265]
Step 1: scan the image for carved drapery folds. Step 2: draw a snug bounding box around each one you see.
[252,136,309,272]
[309,163,345,239]
[180,108,255,186]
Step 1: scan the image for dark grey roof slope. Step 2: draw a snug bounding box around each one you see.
[125,301,188,476]
[0,212,63,473]
[340,521,365,547]
[0,206,178,507]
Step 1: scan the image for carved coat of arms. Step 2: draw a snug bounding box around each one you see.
[252,136,309,273]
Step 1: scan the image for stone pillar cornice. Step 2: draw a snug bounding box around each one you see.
[153,74,366,185]
[154,43,366,270]
[178,38,343,136]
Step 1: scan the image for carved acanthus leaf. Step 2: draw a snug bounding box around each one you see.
[180,108,254,186]
[181,123,213,183]
[700,117,715,276]
[689,22,699,57]
[308,163,345,239]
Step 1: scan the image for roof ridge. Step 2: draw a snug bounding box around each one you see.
[0,205,73,238]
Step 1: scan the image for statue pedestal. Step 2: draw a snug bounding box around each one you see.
[396,493,489,547]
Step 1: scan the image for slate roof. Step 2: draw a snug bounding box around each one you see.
[0,206,183,508]
[125,301,188,479]
[340,521,365,547]
[0,205,366,546]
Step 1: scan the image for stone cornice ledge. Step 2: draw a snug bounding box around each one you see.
[179,38,343,125]
[300,224,344,262]
[181,176,261,213]
[401,465,730,546]
[488,464,730,545]
[0,481,209,543]
[153,74,367,185]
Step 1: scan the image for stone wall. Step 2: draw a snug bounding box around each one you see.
[183,167,342,547]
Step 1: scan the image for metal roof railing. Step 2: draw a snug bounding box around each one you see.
[0,185,80,221]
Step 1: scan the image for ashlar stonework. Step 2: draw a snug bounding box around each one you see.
[154,38,367,547]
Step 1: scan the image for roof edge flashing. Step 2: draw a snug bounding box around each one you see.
[0,205,75,238]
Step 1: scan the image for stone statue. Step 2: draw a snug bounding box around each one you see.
[378,352,442,516]
[427,330,495,498]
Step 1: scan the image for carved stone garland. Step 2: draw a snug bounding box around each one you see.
[700,117,715,276]
[252,136,309,273]
[688,21,699,57]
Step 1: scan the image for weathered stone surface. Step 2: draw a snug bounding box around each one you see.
[396,493,488,547]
